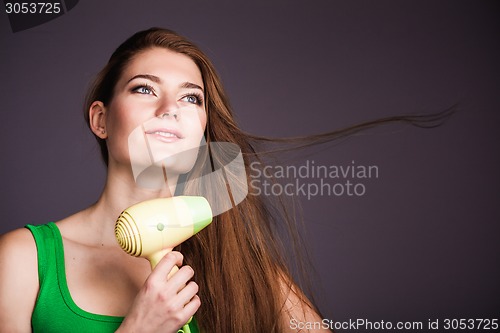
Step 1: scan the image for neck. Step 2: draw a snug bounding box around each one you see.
[84,162,179,246]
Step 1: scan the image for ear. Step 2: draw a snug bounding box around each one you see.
[89,101,108,139]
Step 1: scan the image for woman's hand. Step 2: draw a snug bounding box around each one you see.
[116,251,200,333]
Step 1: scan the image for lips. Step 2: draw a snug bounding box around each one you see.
[145,128,183,142]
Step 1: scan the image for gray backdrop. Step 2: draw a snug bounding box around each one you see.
[1,0,499,331]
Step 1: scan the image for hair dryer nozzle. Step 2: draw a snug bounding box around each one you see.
[183,196,213,234]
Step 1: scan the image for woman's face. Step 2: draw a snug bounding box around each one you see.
[104,47,207,181]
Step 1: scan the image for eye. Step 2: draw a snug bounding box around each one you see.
[132,84,155,95]
[181,93,203,106]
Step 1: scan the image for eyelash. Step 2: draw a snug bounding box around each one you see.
[181,92,204,106]
[131,83,155,95]
[131,84,204,106]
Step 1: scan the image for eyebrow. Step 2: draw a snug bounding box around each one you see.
[127,74,204,92]
[180,82,204,92]
[127,74,161,84]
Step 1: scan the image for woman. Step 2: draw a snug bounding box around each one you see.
[0,28,328,332]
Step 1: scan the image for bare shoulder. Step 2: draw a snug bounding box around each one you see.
[0,227,38,268]
[0,226,34,244]
[280,276,332,333]
[0,228,39,332]
[0,228,37,260]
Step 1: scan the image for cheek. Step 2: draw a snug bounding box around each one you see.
[193,111,207,139]
[182,112,207,151]
[105,103,146,161]
[107,102,139,136]
[178,108,207,143]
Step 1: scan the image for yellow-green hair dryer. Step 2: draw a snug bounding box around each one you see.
[115,196,212,270]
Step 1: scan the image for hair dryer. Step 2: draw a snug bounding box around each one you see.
[114,196,212,270]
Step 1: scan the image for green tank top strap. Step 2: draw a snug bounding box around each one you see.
[25,222,199,333]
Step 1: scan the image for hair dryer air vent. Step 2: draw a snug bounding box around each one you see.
[115,211,143,256]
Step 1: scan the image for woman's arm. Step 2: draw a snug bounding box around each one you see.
[0,228,39,333]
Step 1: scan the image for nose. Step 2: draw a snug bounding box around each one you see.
[158,110,178,120]
[155,100,180,120]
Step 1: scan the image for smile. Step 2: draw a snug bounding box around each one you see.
[145,128,183,143]
[152,131,178,138]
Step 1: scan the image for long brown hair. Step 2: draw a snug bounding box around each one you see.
[84,27,455,332]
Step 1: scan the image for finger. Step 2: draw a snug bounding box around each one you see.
[180,295,201,319]
[150,252,183,282]
[161,281,198,312]
[176,281,199,304]
[167,265,195,290]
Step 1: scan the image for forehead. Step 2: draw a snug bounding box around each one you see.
[122,47,203,88]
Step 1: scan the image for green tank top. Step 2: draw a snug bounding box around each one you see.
[26,223,199,333]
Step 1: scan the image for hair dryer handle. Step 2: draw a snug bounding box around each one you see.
[148,248,179,279]
[150,249,190,331]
